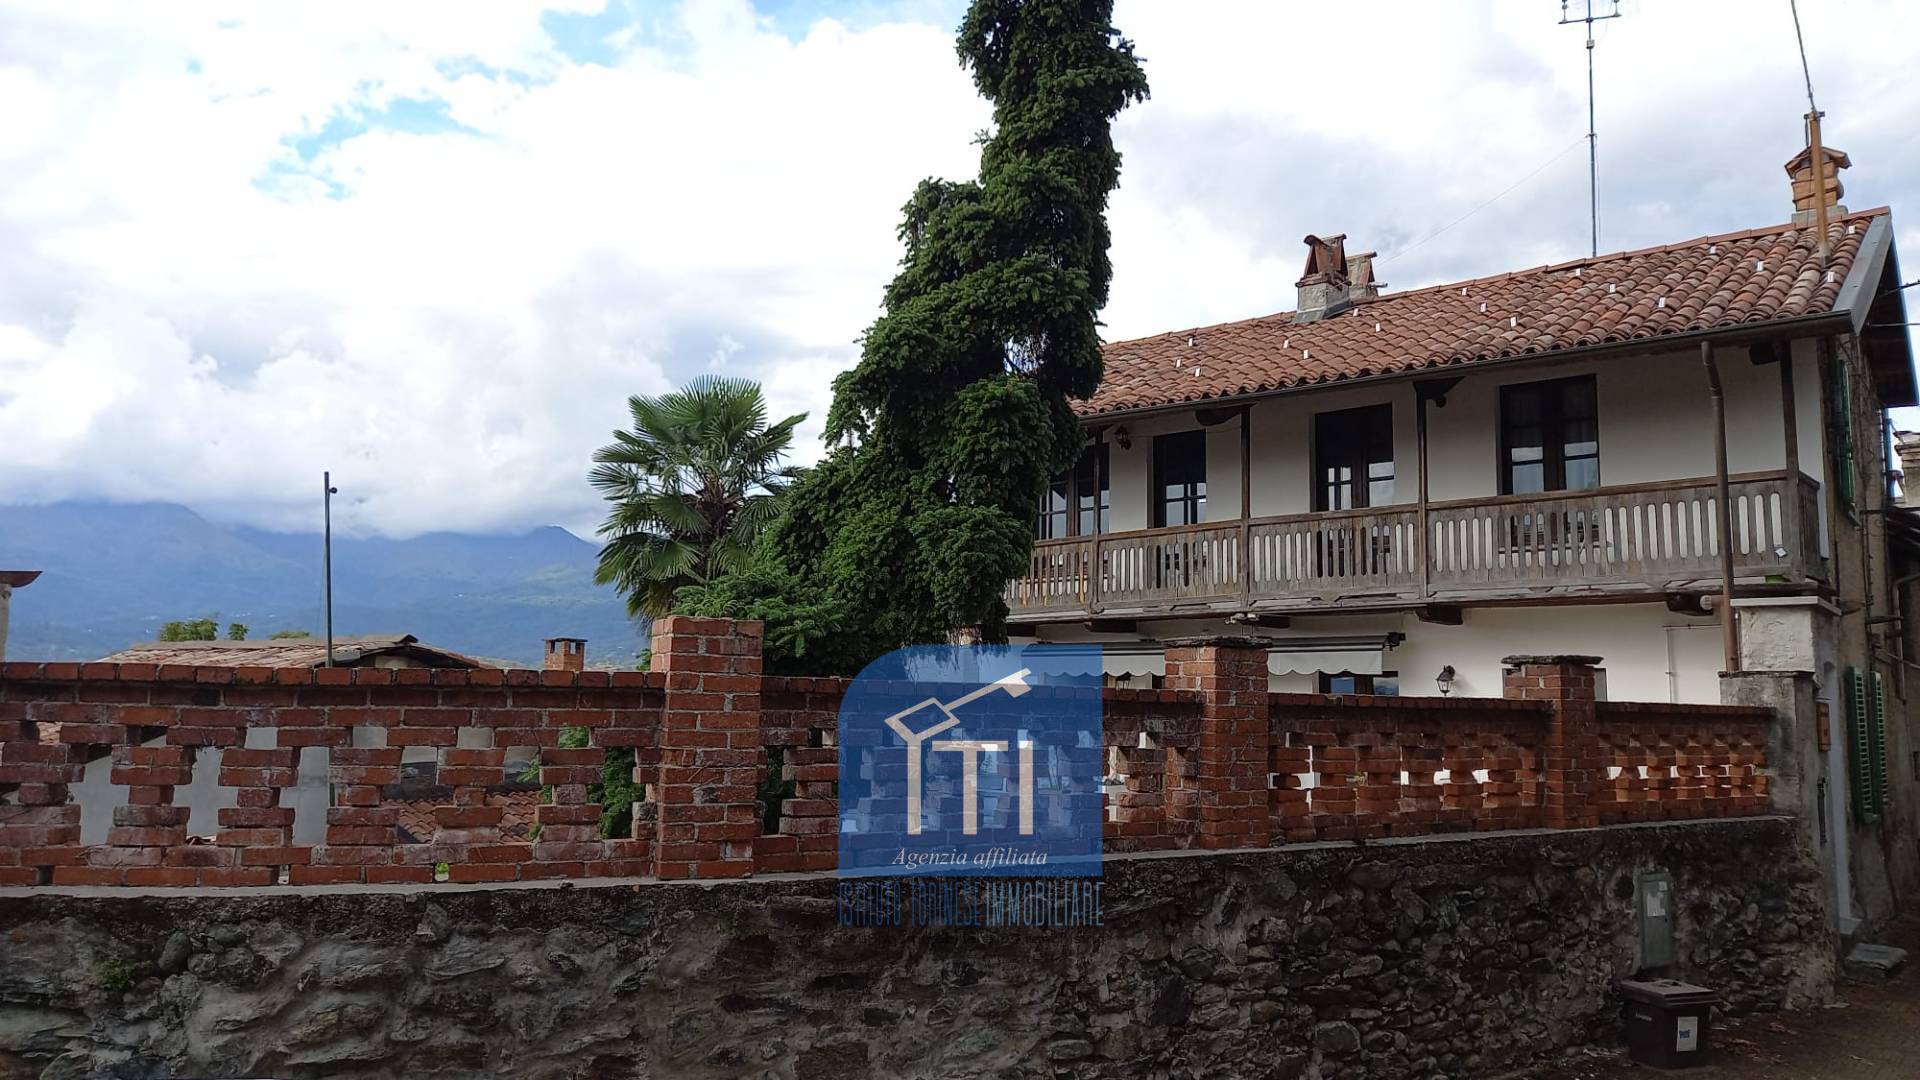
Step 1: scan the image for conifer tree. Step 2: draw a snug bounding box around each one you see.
[682,0,1147,672]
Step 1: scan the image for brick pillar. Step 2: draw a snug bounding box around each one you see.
[1503,654,1602,829]
[534,747,609,873]
[650,616,764,879]
[103,744,194,886]
[0,715,83,885]
[213,747,298,886]
[1165,638,1271,850]
[304,746,401,884]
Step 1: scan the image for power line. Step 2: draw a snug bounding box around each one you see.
[1387,138,1587,262]
[1789,0,1818,114]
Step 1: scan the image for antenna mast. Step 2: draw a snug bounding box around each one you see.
[1560,0,1623,258]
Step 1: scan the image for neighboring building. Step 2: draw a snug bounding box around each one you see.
[1012,139,1916,931]
[1894,430,1920,507]
[0,570,40,664]
[97,634,488,669]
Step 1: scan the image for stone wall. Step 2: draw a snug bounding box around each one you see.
[0,818,1830,1080]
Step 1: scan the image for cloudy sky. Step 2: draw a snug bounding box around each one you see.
[2,0,1916,539]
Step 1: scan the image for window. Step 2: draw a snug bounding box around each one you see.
[1830,351,1857,514]
[1152,430,1207,527]
[1318,671,1400,696]
[1314,404,1395,511]
[1075,443,1110,536]
[1035,444,1110,540]
[1500,376,1599,494]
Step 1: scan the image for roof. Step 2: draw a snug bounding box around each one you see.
[1083,208,1901,417]
[96,634,488,669]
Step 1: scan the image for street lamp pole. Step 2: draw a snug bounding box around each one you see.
[324,472,338,667]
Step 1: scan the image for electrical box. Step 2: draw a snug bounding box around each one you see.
[1637,871,1675,969]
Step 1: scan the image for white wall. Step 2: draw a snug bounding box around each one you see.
[1033,602,1725,704]
[1097,343,1824,521]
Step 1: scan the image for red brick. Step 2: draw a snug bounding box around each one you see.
[289,865,363,885]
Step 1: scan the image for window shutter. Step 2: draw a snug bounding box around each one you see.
[1833,356,1857,512]
[1845,667,1878,822]
[1870,670,1890,817]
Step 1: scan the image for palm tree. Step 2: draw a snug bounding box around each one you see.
[590,376,806,618]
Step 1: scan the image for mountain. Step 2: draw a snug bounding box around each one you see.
[0,502,646,667]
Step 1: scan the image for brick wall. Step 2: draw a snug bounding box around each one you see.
[0,636,1778,889]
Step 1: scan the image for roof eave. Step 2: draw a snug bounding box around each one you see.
[1076,308,1858,425]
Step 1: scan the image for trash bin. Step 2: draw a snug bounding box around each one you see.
[1619,978,1718,1068]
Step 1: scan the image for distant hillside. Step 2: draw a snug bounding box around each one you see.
[0,501,646,667]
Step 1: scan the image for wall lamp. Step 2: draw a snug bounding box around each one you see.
[1435,664,1457,696]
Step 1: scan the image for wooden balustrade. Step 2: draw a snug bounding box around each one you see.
[1009,470,1824,618]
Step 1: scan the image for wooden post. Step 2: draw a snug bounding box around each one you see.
[1240,406,1254,605]
[1703,341,1741,672]
[1779,346,1804,579]
[1807,110,1831,267]
[1416,391,1432,598]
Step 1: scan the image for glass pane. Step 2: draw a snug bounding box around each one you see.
[1372,677,1399,697]
[1369,478,1394,504]
[1565,456,1600,491]
[1561,378,1597,419]
[1510,462,1546,494]
[1324,674,1358,695]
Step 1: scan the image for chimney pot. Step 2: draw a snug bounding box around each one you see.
[1785,141,1850,226]
[1292,233,1352,324]
[543,636,587,673]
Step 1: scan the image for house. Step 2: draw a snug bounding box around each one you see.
[1014,136,1920,932]
[1014,139,1912,704]
[97,633,487,669]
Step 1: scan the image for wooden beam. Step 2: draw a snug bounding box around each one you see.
[1414,604,1462,626]
[1085,618,1137,634]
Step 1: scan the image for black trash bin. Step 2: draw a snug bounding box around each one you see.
[1619,978,1717,1068]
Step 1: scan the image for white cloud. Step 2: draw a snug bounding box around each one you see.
[1,0,1917,539]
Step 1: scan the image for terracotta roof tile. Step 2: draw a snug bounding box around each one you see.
[1082,209,1886,416]
[96,635,488,669]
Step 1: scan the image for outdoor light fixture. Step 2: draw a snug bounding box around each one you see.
[1113,425,1132,450]
[1435,664,1456,696]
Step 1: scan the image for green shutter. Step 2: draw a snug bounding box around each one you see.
[1870,670,1890,817]
[1846,667,1878,822]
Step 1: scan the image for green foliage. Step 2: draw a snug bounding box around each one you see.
[269,629,313,639]
[590,375,805,619]
[225,622,249,641]
[91,953,141,993]
[157,617,218,642]
[681,0,1146,674]
[522,726,642,839]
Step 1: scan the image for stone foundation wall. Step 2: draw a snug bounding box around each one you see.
[0,818,1830,1080]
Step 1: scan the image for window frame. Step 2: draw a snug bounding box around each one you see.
[1312,403,1396,512]
[1035,442,1111,540]
[1151,429,1208,529]
[1498,375,1601,495]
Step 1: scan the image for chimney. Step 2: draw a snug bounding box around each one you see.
[1784,139,1849,227]
[0,571,42,664]
[1347,250,1383,302]
[543,637,586,673]
[1293,233,1351,323]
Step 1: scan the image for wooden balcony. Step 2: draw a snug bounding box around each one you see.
[1009,470,1825,621]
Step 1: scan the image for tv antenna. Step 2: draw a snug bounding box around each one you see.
[1560,0,1624,258]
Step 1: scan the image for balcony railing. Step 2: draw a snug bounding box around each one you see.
[1009,470,1824,619]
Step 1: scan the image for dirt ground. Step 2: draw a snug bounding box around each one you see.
[1519,912,1920,1080]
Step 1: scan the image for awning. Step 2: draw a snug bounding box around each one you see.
[1090,634,1400,679]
